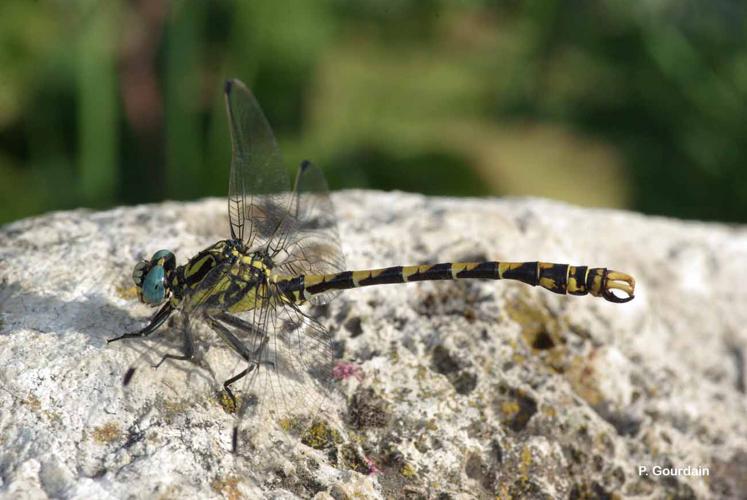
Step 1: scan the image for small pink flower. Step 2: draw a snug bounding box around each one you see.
[332,361,364,382]
[365,456,380,475]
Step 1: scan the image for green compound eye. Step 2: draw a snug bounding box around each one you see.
[141,265,166,304]
[152,249,173,261]
[151,249,175,271]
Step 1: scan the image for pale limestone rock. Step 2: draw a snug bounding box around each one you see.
[1,191,745,498]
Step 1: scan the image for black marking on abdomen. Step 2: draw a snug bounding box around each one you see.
[358,266,405,286]
[277,276,304,297]
[407,263,453,282]
[539,263,569,294]
[501,261,539,286]
[456,262,499,279]
[306,271,354,294]
[567,266,588,295]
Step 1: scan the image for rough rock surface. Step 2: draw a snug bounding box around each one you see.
[1,191,746,499]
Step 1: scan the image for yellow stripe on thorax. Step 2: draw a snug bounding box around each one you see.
[227,286,261,313]
[184,254,214,279]
[185,274,232,309]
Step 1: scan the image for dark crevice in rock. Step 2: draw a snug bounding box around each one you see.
[593,404,642,437]
[531,330,555,350]
[348,387,391,429]
[343,316,363,338]
[430,345,478,394]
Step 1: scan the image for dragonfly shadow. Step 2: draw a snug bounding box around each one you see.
[0,281,151,347]
[0,281,221,394]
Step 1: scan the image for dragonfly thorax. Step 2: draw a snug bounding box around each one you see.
[248,249,274,270]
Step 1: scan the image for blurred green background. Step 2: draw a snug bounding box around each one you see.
[1,0,746,225]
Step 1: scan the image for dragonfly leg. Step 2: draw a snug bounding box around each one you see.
[107,302,174,343]
[205,314,273,408]
[214,312,266,340]
[154,317,195,368]
[222,365,256,408]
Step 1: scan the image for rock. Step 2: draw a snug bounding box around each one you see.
[1,191,745,499]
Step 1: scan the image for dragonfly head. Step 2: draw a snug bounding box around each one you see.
[132,249,176,305]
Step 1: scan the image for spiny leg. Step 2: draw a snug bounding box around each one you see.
[209,311,274,454]
[108,303,175,386]
[215,311,266,340]
[221,365,256,408]
[107,302,174,343]
[204,314,272,408]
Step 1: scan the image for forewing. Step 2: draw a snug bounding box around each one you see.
[224,80,345,305]
[224,79,294,250]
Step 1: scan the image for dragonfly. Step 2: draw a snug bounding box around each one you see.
[109,79,635,451]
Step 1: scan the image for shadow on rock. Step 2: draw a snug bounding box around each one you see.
[0,281,148,346]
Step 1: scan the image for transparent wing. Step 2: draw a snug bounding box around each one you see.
[274,161,346,304]
[235,296,338,427]
[224,80,345,297]
[224,79,294,251]
[177,258,338,435]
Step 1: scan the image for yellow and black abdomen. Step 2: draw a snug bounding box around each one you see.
[275,261,635,303]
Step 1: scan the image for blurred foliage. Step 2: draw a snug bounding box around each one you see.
[0,0,745,225]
